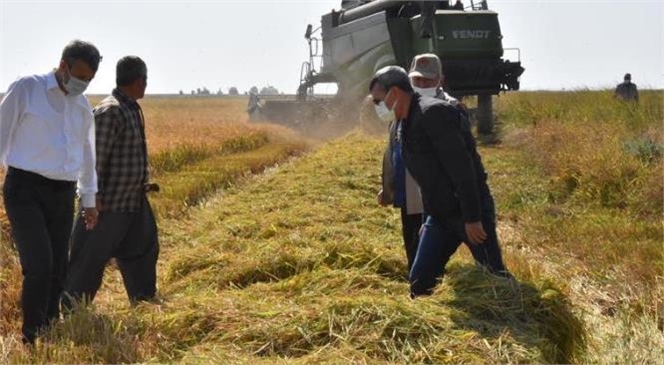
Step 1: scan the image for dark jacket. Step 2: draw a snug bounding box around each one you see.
[614,82,639,102]
[401,93,487,223]
[381,120,424,214]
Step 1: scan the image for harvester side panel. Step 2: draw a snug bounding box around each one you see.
[321,11,398,102]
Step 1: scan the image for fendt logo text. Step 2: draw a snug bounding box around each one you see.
[452,30,491,39]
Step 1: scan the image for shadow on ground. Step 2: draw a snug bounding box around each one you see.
[445,263,586,363]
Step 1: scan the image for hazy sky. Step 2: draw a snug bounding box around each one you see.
[1,0,662,94]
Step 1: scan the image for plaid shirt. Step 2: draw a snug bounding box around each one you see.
[94,89,148,212]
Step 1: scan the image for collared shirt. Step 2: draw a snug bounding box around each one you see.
[383,118,423,215]
[434,88,459,106]
[94,88,149,212]
[0,71,97,207]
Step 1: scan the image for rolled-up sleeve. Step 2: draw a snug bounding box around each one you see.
[77,110,97,208]
[0,79,26,166]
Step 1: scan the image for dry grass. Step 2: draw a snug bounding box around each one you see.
[0,129,586,364]
[130,133,585,364]
[0,96,310,362]
[493,89,664,363]
[1,91,662,363]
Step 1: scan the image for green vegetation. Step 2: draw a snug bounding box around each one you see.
[493,89,663,363]
[151,133,308,218]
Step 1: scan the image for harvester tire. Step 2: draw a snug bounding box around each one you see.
[476,94,501,144]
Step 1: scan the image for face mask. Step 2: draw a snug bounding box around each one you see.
[413,86,437,98]
[374,89,398,122]
[63,68,90,96]
[374,102,394,122]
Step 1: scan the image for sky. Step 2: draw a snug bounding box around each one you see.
[0,0,662,95]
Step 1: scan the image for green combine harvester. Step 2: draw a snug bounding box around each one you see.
[257,0,524,138]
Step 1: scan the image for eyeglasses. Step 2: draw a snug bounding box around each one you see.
[372,88,393,105]
[65,63,95,82]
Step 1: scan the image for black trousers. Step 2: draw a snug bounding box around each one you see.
[63,195,159,309]
[3,167,76,344]
[400,208,422,273]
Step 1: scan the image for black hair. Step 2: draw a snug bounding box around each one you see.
[369,66,414,94]
[61,40,102,72]
[116,56,147,87]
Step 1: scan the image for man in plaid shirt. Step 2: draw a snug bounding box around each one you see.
[63,56,159,308]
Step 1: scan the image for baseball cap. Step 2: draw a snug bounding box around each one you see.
[408,53,442,79]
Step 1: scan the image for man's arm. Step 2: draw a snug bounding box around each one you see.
[634,85,639,102]
[78,110,97,208]
[421,104,481,223]
[93,105,122,206]
[0,79,27,165]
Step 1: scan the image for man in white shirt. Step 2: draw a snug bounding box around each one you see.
[0,39,101,345]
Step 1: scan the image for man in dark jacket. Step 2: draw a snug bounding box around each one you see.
[614,73,639,102]
[369,66,510,298]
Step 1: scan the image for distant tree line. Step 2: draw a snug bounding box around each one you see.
[178,85,282,96]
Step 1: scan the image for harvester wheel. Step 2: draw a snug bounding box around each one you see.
[476,93,498,144]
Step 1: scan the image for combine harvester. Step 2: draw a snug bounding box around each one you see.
[254,0,524,139]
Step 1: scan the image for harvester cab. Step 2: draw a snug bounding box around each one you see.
[257,0,524,139]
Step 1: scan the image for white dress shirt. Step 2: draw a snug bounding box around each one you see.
[0,71,97,207]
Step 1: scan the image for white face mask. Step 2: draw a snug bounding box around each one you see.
[63,68,90,96]
[374,89,398,122]
[374,102,394,123]
[413,86,437,98]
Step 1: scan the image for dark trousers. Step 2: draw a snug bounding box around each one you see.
[2,167,76,344]
[400,208,422,273]
[62,195,159,309]
[409,185,508,297]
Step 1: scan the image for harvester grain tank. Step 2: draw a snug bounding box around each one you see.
[259,0,524,138]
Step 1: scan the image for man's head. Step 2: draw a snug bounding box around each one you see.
[369,66,413,121]
[624,73,632,82]
[409,53,443,91]
[116,56,148,100]
[56,40,102,96]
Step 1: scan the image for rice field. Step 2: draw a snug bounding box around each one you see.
[0,91,662,363]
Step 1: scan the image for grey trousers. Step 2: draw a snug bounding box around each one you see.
[62,195,159,309]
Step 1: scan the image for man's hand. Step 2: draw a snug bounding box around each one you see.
[377,189,388,206]
[465,221,487,245]
[83,207,99,230]
[95,196,103,213]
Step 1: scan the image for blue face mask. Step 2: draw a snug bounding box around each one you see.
[64,68,90,96]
